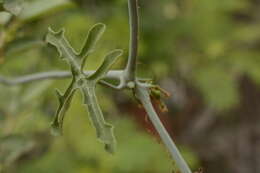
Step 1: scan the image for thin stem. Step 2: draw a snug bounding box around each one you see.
[0,70,123,86]
[135,84,192,173]
[125,0,139,81]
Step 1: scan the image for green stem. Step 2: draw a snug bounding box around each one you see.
[0,70,123,86]
[125,0,139,81]
[136,84,192,173]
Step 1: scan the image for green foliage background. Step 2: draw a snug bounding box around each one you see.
[1,0,260,172]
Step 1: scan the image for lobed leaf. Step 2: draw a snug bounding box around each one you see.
[46,27,81,71]
[81,84,116,153]
[88,49,123,82]
[47,24,122,153]
[51,75,77,136]
[79,23,106,58]
[80,23,106,72]
[78,49,122,153]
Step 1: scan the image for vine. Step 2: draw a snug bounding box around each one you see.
[0,0,193,173]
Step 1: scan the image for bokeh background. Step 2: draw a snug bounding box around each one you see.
[1,0,260,172]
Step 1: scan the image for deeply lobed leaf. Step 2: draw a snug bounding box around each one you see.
[80,23,106,71]
[81,84,116,153]
[51,74,77,136]
[46,27,81,71]
[79,23,106,58]
[88,49,123,82]
[46,24,123,153]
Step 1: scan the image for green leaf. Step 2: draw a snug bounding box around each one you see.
[81,84,116,153]
[78,49,122,153]
[19,0,73,20]
[46,27,80,135]
[88,49,123,81]
[80,23,106,58]
[46,27,81,72]
[51,75,77,136]
[47,24,121,153]
[3,0,24,16]
[80,23,106,72]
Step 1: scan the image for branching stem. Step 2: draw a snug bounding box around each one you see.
[0,1,194,172]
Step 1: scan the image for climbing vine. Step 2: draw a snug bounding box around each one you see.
[0,0,193,173]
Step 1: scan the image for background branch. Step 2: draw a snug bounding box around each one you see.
[0,70,123,86]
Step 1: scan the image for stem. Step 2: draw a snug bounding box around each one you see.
[135,84,192,173]
[0,70,123,86]
[125,0,139,81]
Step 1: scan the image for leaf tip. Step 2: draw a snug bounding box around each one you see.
[50,122,62,136]
[106,49,123,63]
[112,49,123,56]
[92,23,106,32]
[79,23,107,58]
[105,143,116,154]
[55,89,63,102]
[46,27,65,40]
[45,27,66,58]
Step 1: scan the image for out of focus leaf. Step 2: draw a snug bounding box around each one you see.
[0,1,4,12]
[21,81,52,103]
[19,0,73,20]
[80,23,106,71]
[193,65,239,110]
[6,39,44,56]
[2,0,24,16]
[0,135,34,166]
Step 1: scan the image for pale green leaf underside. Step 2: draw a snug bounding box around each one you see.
[80,23,106,71]
[46,28,80,71]
[51,74,77,136]
[80,23,106,58]
[19,0,72,20]
[88,49,123,81]
[81,85,116,153]
[46,25,123,153]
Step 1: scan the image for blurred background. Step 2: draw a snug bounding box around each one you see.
[0,0,260,172]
